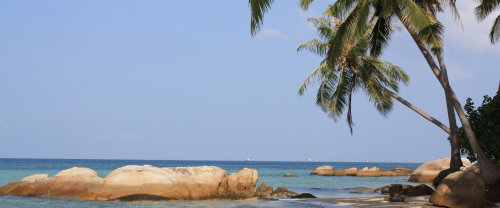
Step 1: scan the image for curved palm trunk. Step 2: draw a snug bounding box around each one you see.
[436,53,463,170]
[405,26,500,185]
[385,90,451,134]
[349,67,451,134]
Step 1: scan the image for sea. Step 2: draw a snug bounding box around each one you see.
[0,159,421,208]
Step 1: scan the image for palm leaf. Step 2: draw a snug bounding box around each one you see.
[300,0,316,10]
[490,15,500,43]
[249,0,274,36]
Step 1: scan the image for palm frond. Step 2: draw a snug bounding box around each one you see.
[297,39,330,56]
[395,0,444,54]
[370,16,393,56]
[307,17,335,39]
[475,0,500,20]
[249,0,275,36]
[300,0,315,11]
[490,15,500,43]
[298,61,329,95]
[326,2,364,70]
[324,0,360,19]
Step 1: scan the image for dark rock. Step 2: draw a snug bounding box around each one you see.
[374,184,412,194]
[406,184,434,196]
[113,194,171,201]
[388,184,407,202]
[486,182,500,202]
[290,193,317,198]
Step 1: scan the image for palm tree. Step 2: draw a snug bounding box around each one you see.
[320,0,500,186]
[297,17,449,135]
[415,0,464,170]
[248,0,500,186]
[475,0,500,43]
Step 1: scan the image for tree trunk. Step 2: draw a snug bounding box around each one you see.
[436,53,463,170]
[349,67,451,134]
[405,27,500,185]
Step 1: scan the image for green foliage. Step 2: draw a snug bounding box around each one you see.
[454,92,500,164]
[298,17,409,134]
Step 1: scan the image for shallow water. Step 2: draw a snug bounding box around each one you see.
[0,159,421,207]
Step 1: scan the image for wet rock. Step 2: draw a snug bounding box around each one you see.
[113,194,170,201]
[283,173,293,177]
[290,193,317,198]
[272,186,298,197]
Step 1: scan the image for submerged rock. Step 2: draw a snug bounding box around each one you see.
[409,157,472,183]
[0,165,258,201]
[290,193,317,198]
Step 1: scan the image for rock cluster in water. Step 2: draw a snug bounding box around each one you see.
[254,183,298,198]
[0,165,258,201]
[310,166,413,177]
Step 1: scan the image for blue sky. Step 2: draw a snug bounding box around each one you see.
[0,1,498,162]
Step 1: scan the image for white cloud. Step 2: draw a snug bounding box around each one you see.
[254,28,287,40]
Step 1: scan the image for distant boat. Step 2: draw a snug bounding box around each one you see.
[307,158,312,162]
[245,158,255,161]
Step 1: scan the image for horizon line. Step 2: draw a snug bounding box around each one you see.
[0,157,427,164]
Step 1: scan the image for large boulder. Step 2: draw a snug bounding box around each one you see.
[409,157,472,183]
[429,171,488,208]
[0,165,258,201]
[310,165,335,176]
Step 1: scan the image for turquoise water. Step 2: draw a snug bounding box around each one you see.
[0,159,421,207]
